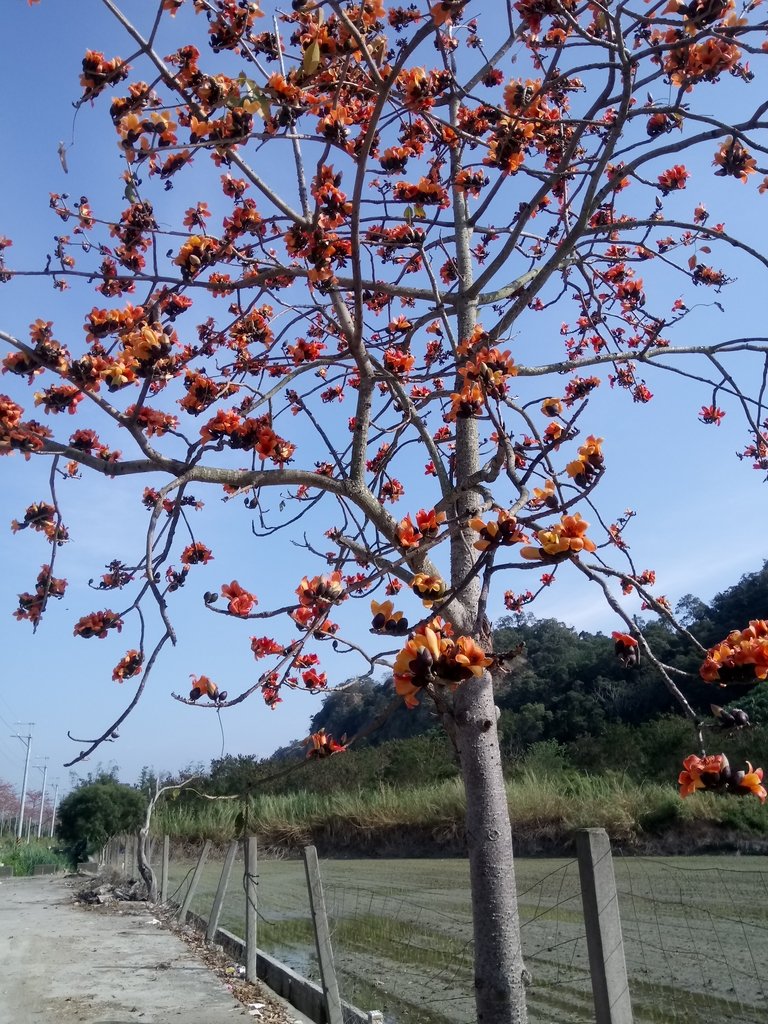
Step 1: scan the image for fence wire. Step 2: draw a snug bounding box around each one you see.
[158,846,768,1024]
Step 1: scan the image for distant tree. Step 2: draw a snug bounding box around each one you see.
[0,781,19,833]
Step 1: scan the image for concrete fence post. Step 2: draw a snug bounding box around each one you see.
[178,839,211,924]
[245,837,258,983]
[303,845,343,1024]
[576,828,633,1024]
[160,834,170,903]
[206,840,238,943]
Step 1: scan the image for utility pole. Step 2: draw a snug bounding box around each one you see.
[35,759,49,839]
[49,780,60,838]
[12,725,33,842]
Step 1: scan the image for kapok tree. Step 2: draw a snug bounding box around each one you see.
[3,1,768,1020]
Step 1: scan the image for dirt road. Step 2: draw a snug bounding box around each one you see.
[0,875,302,1024]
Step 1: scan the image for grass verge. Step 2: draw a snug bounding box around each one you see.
[0,837,69,875]
[153,771,768,854]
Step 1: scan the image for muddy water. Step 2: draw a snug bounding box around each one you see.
[168,855,768,1024]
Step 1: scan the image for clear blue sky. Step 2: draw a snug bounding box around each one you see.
[0,1,766,798]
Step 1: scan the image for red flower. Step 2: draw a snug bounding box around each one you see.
[74,610,123,639]
[180,542,213,565]
[657,165,689,194]
[302,669,327,690]
[699,405,726,426]
[221,580,257,616]
[251,636,283,658]
[305,729,346,758]
[112,650,143,682]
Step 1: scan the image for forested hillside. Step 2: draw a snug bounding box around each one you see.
[306,563,768,746]
[192,563,768,798]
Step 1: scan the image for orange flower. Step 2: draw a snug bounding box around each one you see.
[612,631,638,648]
[370,599,409,635]
[737,763,767,802]
[393,625,443,697]
[393,619,490,706]
[521,514,596,560]
[296,571,346,608]
[713,137,756,182]
[699,620,768,684]
[412,573,446,607]
[469,509,526,551]
[699,405,726,426]
[430,1,467,26]
[528,479,558,509]
[189,674,219,701]
[453,636,493,678]
[305,729,346,758]
[397,514,422,549]
[540,397,563,417]
[678,754,708,798]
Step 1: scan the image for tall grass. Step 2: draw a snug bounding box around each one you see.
[0,838,69,876]
[152,771,768,849]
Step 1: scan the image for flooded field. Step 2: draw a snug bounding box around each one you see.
[167,854,768,1024]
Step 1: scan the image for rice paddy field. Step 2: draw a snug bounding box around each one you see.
[166,853,768,1024]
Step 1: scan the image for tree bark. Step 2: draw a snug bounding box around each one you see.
[455,672,529,1024]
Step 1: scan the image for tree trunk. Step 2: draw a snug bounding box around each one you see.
[137,826,158,902]
[455,672,529,1024]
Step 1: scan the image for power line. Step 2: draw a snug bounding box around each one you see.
[0,708,16,733]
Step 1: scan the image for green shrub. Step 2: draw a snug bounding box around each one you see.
[57,779,145,863]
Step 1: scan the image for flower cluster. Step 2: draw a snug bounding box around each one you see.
[112,649,143,682]
[14,565,67,626]
[520,514,596,561]
[566,436,604,488]
[393,618,492,707]
[699,620,768,683]
[396,508,445,548]
[11,501,68,544]
[446,329,518,419]
[73,609,123,639]
[296,571,346,608]
[469,509,526,551]
[679,754,766,802]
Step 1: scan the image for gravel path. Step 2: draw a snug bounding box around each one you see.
[0,875,304,1024]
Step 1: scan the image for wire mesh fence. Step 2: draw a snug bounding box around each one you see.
[153,846,768,1024]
